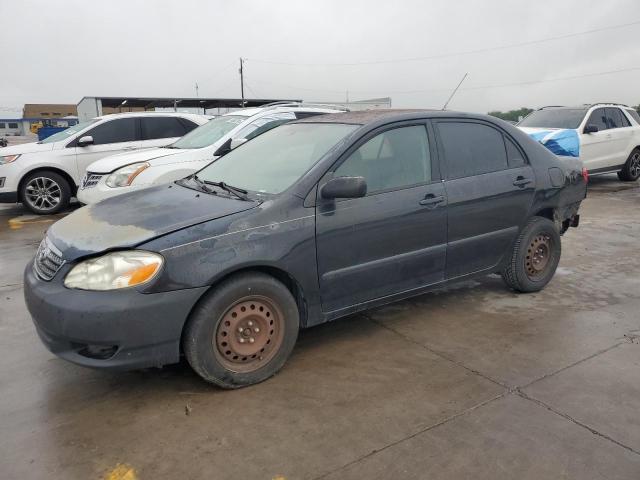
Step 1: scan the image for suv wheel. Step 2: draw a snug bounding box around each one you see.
[617,148,640,182]
[20,170,71,215]
[502,216,561,293]
[183,272,300,388]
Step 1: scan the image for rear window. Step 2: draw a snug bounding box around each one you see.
[518,109,586,129]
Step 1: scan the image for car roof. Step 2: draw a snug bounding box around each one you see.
[95,112,209,121]
[294,108,503,126]
[222,105,345,119]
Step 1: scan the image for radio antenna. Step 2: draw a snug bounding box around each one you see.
[442,73,468,110]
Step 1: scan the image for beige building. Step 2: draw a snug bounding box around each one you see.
[22,104,77,118]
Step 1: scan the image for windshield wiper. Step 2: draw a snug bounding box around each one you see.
[179,174,214,194]
[203,180,250,201]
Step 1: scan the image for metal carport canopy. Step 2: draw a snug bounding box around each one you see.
[92,97,303,109]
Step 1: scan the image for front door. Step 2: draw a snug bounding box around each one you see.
[581,107,615,171]
[434,120,535,278]
[73,117,141,178]
[315,122,447,313]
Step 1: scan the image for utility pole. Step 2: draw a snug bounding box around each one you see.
[239,57,245,108]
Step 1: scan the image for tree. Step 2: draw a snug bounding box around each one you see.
[488,107,534,123]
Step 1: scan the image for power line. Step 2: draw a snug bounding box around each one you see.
[249,65,640,97]
[247,19,640,67]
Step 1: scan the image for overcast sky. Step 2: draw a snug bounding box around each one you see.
[1,0,640,116]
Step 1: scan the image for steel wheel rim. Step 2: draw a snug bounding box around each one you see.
[630,152,640,178]
[24,177,61,211]
[214,296,285,373]
[525,234,553,280]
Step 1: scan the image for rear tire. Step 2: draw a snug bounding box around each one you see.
[502,217,561,293]
[183,272,300,388]
[20,170,71,215]
[618,148,640,182]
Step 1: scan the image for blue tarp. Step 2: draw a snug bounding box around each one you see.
[526,129,580,157]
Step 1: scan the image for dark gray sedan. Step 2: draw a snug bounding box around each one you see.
[24,110,587,388]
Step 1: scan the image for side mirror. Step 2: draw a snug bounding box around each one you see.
[77,135,94,147]
[320,176,367,200]
[584,124,599,134]
[213,138,232,157]
[230,138,248,150]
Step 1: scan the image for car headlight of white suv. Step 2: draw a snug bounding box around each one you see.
[105,162,150,187]
[64,250,163,290]
[0,154,20,165]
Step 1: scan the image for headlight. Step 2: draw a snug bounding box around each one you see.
[64,251,163,290]
[0,154,20,165]
[105,162,149,187]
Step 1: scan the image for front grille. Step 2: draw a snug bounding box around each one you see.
[81,172,103,189]
[33,237,65,281]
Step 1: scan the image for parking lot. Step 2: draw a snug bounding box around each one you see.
[0,174,637,479]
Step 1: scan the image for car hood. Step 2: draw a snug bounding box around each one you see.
[48,183,260,261]
[0,142,55,156]
[518,127,580,158]
[86,148,184,173]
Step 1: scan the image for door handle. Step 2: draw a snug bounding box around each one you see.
[122,146,137,151]
[419,194,445,207]
[513,177,533,187]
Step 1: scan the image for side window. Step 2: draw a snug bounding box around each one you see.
[85,118,137,145]
[438,122,508,179]
[140,117,187,140]
[294,112,323,120]
[334,125,431,194]
[235,113,296,141]
[178,118,199,133]
[505,136,526,167]
[586,108,608,131]
[624,108,640,125]
[606,108,629,129]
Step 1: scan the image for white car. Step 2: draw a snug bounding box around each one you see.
[76,104,344,205]
[518,103,640,181]
[0,112,210,214]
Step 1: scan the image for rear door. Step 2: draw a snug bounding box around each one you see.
[435,120,535,278]
[140,116,195,149]
[72,117,140,179]
[315,122,447,313]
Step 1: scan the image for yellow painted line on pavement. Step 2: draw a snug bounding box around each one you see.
[104,464,138,480]
[8,216,56,230]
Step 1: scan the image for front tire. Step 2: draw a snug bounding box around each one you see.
[20,170,71,215]
[617,148,640,182]
[502,217,561,293]
[183,272,300,388]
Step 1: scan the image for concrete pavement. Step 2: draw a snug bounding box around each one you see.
[0,175,639,479]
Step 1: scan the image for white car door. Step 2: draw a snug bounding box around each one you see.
[139,116,198,150]
[580,108,614,171]
[604,107,635,168]
[73,117,140,180]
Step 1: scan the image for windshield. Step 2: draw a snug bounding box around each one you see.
[196,123,358,194]
[518,109,586,129]
[172,115,246,149]
[39,119,99,144]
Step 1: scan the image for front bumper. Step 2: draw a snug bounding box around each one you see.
[0,190,18,203]
[24,261,208,370]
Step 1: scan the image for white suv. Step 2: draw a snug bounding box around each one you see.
[76,103,345,205]
[518,103,640,181]
[0,112,210,214]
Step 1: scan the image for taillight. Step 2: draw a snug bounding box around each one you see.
[581,167,589,182]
